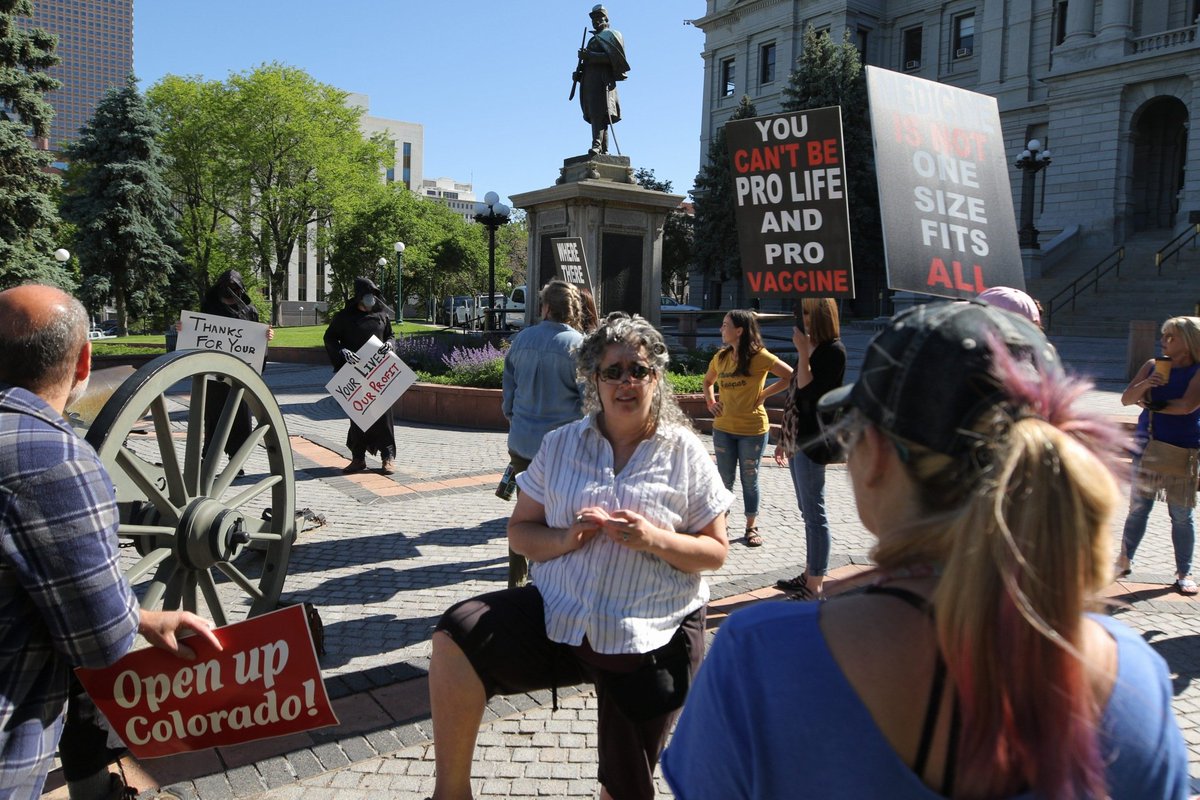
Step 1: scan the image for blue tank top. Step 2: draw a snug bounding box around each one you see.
[1137,362,1200,448]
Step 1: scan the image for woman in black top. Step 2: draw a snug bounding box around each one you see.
[323,277,397,474]
[200,269,273,467]
[772,298,847,599]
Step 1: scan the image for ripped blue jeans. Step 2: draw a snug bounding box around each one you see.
[712,429,769,516]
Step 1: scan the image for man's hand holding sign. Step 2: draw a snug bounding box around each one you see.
[76,605,336,759]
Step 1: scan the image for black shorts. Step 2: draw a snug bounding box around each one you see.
[435,585,705,800]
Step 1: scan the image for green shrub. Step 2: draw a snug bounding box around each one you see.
[665,372,705,394]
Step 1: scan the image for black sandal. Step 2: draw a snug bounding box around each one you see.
[745,526,763,547]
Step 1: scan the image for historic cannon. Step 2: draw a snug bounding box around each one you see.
[76,350,296,626]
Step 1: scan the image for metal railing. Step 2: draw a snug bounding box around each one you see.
[1156,223,1200,275]
[1044,247,1125,332]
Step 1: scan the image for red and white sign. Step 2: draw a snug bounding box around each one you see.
[324,336,417,430]
[75,605,338,759]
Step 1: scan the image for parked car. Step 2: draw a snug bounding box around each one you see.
[439,295,477,328]
[660,295,701,312]
[475,293,507,329]
[505,284,528,330]
[87,328,115,340]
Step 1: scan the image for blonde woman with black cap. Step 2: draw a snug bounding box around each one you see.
[664,300,1186,799]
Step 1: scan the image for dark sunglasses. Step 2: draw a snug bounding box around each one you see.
[598,362,656,385]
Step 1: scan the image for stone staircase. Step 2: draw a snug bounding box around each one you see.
[1029,230,1200,337]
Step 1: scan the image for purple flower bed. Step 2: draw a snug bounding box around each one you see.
[442,341,506,370]
[393,336,449,372]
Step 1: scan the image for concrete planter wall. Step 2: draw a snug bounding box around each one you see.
[393,383,509,430]
[389,388,737,433]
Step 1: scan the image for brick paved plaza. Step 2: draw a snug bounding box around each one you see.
[41,329,1200,799]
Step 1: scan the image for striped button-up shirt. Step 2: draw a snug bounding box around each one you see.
[0,385,140,793]
[518,414,732,654]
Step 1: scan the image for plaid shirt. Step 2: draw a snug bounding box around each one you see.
[0,385,139,793]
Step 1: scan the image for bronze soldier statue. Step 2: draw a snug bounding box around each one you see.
[571,4,629,156]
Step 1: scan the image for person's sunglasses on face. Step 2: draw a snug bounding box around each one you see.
[598,362,655,385]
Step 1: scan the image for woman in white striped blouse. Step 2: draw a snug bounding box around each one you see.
[430,312,733,800]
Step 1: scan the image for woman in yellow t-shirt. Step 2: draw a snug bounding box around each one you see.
[704,310,793,546]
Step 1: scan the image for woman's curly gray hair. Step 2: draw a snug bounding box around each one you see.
[575,312,691,430]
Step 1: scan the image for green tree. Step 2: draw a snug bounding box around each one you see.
[781,27,885,316]
[0,0,68,288]
[150,64,389,323]
[634,167,692,297]
[691,95,757,307]
[221,64,389,323]
[61,75,186,334]
[145,74,235,302]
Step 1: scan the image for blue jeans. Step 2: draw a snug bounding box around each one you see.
[788,451,830,576]
[1122,491,1195,577]
[712,429,769,516]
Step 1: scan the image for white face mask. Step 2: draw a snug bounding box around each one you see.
[361,294,377,310]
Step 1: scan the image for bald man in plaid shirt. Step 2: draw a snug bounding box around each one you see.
[0,285,220,800]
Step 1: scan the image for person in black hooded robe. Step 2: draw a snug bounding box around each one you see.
[199,269,273,467]
[323,277,397,474]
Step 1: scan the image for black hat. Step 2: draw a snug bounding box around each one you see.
[817,300,1062,457]
[218,269,245,293]
[353,276,380,300]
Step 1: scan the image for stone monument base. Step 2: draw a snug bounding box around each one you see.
[558,153,635,185]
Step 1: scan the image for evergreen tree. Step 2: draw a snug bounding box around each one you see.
[691,95,757,307]
[62,75,187,334]
[0,0,68,288]
[781,27,886,316]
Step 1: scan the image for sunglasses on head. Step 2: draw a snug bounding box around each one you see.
[598,362,655,384]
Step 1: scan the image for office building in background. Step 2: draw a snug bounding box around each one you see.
[15,0,134,156]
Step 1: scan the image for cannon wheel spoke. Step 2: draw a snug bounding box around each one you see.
[86,351,295,623]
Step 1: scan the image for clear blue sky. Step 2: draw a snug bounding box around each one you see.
[134,2,708,207]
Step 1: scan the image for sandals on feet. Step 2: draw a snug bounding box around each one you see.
[745,526,763,547]
[1113,555,1132,579]
[1177,576,1199,596]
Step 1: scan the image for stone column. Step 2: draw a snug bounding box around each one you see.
[1063,0,1096,44]
[1099,0,1132,37]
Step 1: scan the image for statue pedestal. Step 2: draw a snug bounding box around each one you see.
[558,153,635,185]
[511,155,683,328]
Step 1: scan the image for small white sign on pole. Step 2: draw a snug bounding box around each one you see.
[176,311,270,373]
[324,336,417,431]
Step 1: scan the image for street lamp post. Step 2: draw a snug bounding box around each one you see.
[393,241,405,324]
[1014,138,1052,249]
[376,256,388,288]
[473,191,511,332]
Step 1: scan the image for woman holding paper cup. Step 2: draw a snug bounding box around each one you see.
[323,277,397,475]
[1116,316,1200,594]
[199,269,273,469]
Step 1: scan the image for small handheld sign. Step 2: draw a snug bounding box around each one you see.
[549,236,593,299]
[725,107,855,301]
[75,604,337,759]
[865,66,1024,298]
[177,311,270,373]
[325,336,417,431]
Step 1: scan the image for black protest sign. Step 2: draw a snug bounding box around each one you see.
[865,66,1023,298]
[725,107,854,300]
[549,237,593,297]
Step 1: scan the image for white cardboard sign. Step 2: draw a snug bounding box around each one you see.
[176,311,270,373]
[324,336,417,431]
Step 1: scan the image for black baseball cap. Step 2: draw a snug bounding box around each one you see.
[817,300,1062,457]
